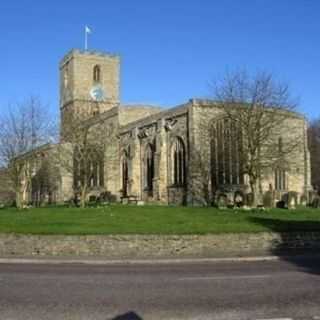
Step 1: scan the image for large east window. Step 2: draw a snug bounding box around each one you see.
[210,118,243,188]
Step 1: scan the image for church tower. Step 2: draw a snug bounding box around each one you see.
[59,49,120,139]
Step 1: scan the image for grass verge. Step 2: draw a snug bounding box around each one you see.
[0,205,319,235]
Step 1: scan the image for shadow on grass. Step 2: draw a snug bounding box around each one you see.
[248,216,320,275]
[109,311,143,320]
[249,216,320,233]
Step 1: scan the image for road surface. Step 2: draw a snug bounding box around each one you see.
[0,257,319,319]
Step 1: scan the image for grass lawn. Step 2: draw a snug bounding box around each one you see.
[0,205,320,235]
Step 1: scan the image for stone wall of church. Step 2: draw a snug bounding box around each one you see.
[188,99,311,206]
[119,104,189,205]
[119,128,141,199]
[187,100,224,205]
[165,111,189,205]
[89,108,120,200]
[259,116,311,197]
[50,143,73,203]
[59,106,121,204]
[119,105,162,126]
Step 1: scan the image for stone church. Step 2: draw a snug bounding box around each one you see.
[23,49,313,206]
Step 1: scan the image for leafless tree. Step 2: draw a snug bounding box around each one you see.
[0,96,57,208]
[212,70,301,206]
[58,109,112,208]
[308,118,320,193]
[29,146,61,206]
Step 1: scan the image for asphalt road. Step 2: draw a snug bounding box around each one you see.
[0,257,320,320]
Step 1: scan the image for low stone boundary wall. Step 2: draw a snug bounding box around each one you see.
[0,232,319,258]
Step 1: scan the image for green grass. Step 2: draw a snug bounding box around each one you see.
[0,205,319,235]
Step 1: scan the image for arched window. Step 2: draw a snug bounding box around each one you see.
[144,144,155,192]
[275,168,287,191]
[93,65,101,83]
[210,118,243,189]
[172,137,186,186]
[73,146,104,189]
[121,150,129,197]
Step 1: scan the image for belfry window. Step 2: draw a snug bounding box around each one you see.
[144,144,155,192]
[172,137,186,186]
[93,65,101,83]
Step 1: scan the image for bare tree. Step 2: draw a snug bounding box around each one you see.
[212,70,301,206]
[0,96,57,208]
[58,109,113,208]
[29,146,61,206]
[308,118,320,193]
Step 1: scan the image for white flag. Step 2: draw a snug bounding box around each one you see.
[85,25,91,34]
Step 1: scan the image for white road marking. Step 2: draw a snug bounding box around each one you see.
[257,318,292,320]
[178,274,272,281]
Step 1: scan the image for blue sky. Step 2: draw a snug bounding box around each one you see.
[0,0,319,119]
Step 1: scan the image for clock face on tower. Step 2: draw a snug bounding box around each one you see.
[90,85,106,101]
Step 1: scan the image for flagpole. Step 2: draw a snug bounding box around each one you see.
[84,26,92,51]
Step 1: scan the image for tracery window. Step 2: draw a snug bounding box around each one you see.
[144,143,155,192]
[93,65,101,83]
[73,146,104,189]
[171,137,186,186]
[210,118,243,189]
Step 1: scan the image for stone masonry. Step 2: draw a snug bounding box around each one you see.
[0,232,319,258]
